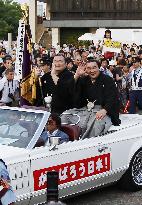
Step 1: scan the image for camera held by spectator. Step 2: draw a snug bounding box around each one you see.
[8,93,15,101]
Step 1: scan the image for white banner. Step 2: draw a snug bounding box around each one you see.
[15,20,25,80]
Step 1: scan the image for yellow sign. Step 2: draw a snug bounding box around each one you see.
[104,39,121,49]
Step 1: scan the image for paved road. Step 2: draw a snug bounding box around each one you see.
[64,184,142,205]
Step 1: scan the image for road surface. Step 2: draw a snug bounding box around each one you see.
[64,184,142,205]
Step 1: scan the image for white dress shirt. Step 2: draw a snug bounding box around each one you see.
[0,76,19,103]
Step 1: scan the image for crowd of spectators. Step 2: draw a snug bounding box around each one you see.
[0,34,142,114]
[1,33,142,205]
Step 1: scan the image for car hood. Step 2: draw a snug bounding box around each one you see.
[0,145,30,165]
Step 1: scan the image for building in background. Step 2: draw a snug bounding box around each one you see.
[37,1,46,17]
[29,0,142,48]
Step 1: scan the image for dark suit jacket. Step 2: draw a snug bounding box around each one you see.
[75,72,121,125]
[40,68,75,114]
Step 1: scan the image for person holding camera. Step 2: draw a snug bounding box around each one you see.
[0,68,19,106]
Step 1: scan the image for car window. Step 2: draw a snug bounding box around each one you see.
[0,109,43,148]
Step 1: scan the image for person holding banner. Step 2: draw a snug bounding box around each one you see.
[103,30,114,60]
[102,30,121,60]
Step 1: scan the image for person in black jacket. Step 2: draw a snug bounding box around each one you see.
[61,59,121,138]
[40,55,74,114]
[74,59,120,126]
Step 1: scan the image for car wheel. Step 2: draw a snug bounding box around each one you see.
[120,148,142,191]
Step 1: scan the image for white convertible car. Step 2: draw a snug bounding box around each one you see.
[0,106,142,205]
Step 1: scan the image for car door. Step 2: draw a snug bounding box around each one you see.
[29,138,112,204]
[109,123,142,181]
[8,159,31,205]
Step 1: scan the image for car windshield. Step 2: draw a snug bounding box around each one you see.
[0,109,43,148]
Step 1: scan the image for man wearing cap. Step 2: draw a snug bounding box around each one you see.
[34,58,52,106]
[39,58,51,76]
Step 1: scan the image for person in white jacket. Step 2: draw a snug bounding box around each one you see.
[0,68,19,106]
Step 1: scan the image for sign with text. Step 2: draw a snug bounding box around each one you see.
[103,39,122,53]
[15,20,25,80]
[33,153,111,191]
